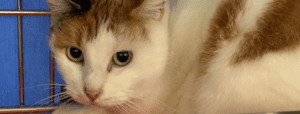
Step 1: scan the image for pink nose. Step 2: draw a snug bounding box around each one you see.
[85,89,102,102]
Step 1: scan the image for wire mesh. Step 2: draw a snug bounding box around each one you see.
[0,0,55,113]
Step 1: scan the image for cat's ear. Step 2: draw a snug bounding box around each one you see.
[46,0,91,13]
[132,0,166,21]
[47,0,69,15]
[46,0,91,23]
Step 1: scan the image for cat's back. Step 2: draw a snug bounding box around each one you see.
[196,0,300,113]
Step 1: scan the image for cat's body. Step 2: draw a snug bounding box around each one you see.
[47,0,300,114]
[194,0,300,113]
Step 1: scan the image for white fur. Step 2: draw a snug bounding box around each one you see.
[164,0,220,113]
[51,0,300,114]
[197,47,300,114]
[84,21,115,92]
[54,50,87,103]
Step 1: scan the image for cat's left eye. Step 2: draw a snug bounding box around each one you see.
[112,51,133,66]
[66,46,84,62]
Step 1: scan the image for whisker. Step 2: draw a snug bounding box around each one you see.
[30,92,67,107]
[7,84,64,92]
[27,96,63,114]
[68,99,76,104]
[60,97,74,105]
[39,96,60,106]
[126,93,177,113]
[119,103,130,114]
[38,83,65,86]
[116,104,122,112]
[124,102,140,114]
[56,94,70,101]
[126,100,146,113]
[101,95,128,101]
[57,94,70,101]
[43,87,64,91]
[32,94,67,113]
[123,103,137,114]
[53,95,66,104]
[60,95,73,103]
[154,101,177,113]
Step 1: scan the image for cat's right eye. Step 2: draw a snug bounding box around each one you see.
[112,51,133,66]
[66,47,84,62]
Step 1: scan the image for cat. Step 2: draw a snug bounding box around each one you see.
[46,0,206,113]
[47,0,192,113]
[47,0,300,114]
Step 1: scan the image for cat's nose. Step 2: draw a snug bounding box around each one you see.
[85,89,102,102]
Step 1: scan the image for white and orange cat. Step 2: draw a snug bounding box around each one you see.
[47,0,300,114]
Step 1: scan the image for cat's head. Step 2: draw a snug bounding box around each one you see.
[47,0,169,113]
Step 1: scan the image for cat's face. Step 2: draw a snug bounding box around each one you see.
[47,0,169,113]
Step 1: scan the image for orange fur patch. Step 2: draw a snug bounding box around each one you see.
[234,0,300,63]
[50,0,151,50]
[198,0,246,76]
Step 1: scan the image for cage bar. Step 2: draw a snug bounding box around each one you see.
[0,0,57,113]
[0,106,57,113]
[0,11,50,16]
[17,0,24,107]
[50,55,55,105]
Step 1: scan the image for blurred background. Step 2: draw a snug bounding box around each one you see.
[0,0,65,112]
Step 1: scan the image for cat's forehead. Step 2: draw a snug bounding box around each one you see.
[51,0,148,50]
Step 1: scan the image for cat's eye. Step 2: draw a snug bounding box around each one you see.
[112,51,133,66]
[66,47,84,62]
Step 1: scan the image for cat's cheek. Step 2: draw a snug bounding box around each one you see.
[53,52,92,107]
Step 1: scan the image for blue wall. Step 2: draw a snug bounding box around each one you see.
[0,0,65,109]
